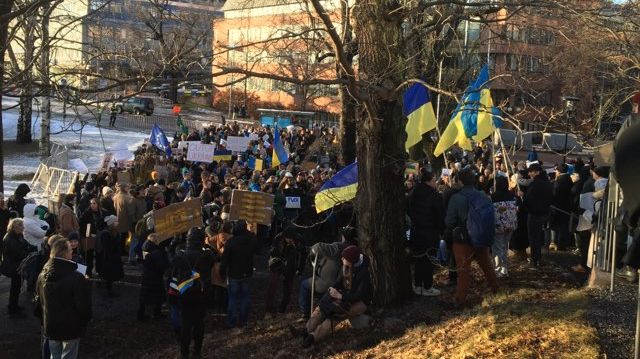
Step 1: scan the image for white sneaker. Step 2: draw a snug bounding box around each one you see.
[420,287,441,297]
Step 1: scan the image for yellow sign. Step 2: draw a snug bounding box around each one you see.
[229,190,274,225]
[153,198,203,241]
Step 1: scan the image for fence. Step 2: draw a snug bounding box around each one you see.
[590,176,622,292]
[30,142,79,213]
[114,113,214,134]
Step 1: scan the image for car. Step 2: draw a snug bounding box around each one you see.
[115,97,154,116]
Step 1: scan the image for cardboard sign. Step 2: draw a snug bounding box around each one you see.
[285,196,301,209]
[117,171,132,185]
[153,198,203,242]
[98,152,114,172]
[186,143,216,163]
[226,136,251,152]
[229,190,274,225]
[255,159,263,171]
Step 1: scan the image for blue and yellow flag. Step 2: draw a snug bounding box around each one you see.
[315,162,357,213]
[403,83,437,151]
[434,65,501,157]
[271,128,288,168]
[213,149,232,162]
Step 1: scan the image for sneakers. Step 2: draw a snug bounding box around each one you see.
[413,285,440,297]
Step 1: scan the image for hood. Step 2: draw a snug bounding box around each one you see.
[14,183,31,197]
[42,258,78,282]
[23,203,38,220]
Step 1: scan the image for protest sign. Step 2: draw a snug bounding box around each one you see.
[229,190,274,225]
[69,159,89,173]
[226,136,251,152]
[98,152,114,172]
[249,133,260,141]
[405,161,419,176]
[441,168,452,177]
[153,198,203,242]
[186,143,216,163]
[285,197,301,209]
[178,141,201,150]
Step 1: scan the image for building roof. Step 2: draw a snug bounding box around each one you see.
[222,0,307,11]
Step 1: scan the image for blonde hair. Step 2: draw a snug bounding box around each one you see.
[47,234,66,247]
[7,218,24,233]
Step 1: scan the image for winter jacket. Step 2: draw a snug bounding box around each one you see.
[523,174,553,216]
[100,197,116,217]
[113,192,136,233]
[140,240,170,305]
[23,203,49,247]
[132,197,147,225]
[8,183,30,218]
[79,208,105,238]
[220,227,257,280]
[309,241,346,294]
[95,229,124,282]
[269,239,300,277]
[445,186,481,230]
[332,256,372,305]
[0,208,10,242]
[550,173,574,226]
[1,231,36,276]
[171,241,215,318]
[407,183,445,253]
[36,258,92,340]
[58,203,80,238]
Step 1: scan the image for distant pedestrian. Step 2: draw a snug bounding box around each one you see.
[36,238,92,359]
[527,148,538,162]
[109,103,117,127]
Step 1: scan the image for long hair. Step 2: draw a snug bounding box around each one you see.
[7,218,24,234]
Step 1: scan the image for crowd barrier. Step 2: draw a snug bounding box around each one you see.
[30,142,78,213]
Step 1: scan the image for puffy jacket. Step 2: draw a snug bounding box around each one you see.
[309,241,345,294]
[36,258,92,340]
[220,227,257,280]
[23,203,49,247]
[524,174,553,216]
[333,256,372,305]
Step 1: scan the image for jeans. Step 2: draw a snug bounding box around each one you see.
[298,277,312,318]
[8,274,22,311]
[41,331,50,359]
[528,214,548,266]
[227,278,250,328]
[49,338,80,359]
[170,304,181,335]
[492,232,511,275]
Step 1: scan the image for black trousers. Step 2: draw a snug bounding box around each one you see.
[86,249,95,276]
[577,230,591,268]
[8,274,21,311]
[413,255,434,289]
[109,114,117,126]
[180,313,204,358]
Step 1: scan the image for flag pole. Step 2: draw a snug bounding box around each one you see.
[435,59,449,170]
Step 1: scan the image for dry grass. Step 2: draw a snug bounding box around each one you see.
[339,288,599,359]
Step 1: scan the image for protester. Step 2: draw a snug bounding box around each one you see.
[220,220,258,329]
[265,229,301,317]
[79,197,104,277]
[491,176,517,277]
[1,218,37,316]
[95,215,124,297]
[290,245,371,348]
[406,168,445,296]
[58,194,80,238]
[100,186,116,216]
[0,194,11,242]
[23,203,50,247]
[138,233,170,321]
[113,183,136,258]
[208,222,232,313]
[550,164,574,251]
[8,183,31,218]
[445,169,498,307]
[522,163,553,268]
[35,238,92,359]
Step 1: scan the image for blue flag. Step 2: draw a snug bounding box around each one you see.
[150,124,172,157]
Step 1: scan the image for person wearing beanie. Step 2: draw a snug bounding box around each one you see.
[95,215,124,297]
[291,244,371,348]
[170,227,215,359]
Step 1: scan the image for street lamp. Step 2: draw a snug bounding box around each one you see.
[563,95,580,163]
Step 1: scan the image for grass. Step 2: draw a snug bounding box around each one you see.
[343,288,599,359]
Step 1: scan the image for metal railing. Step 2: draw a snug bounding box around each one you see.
[112,113,215,134]
[590,176,622,291]
[31,141,78,199]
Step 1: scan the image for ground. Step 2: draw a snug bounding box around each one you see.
[1,249,630,359]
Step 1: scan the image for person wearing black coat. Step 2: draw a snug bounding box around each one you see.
[170,227,215,359]
[0,195,11,242]
[220,220,258,328]
[95,215,124,296]
[406,169,445,296]
[1,218,37,315]
[522,164,553,268]
[137,234,170,321]
[35,238,91,359]
[7,184,30,218]
[79,198,104,277]
[550,164,574,250]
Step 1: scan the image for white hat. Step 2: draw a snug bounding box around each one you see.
[102,186,114,197]
[284,172,294,178]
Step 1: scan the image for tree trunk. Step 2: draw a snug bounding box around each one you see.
[17,18,34,144]
[352,0,412,306]
[40,1,51,158]
[0,0,16,193]
[339,83,356,165]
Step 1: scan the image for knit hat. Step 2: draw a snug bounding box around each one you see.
[102,186,114,197]
[104,215,118,227]
[68,231,80,242]
[341,245,361,264]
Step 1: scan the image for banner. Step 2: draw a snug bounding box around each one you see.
[153,198,203,242]
[229,190,274,225]
[186,143,216,163]
[226,136,251,152]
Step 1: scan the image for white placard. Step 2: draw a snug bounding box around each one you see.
[186,143,216,163]
[285,196,301,209]
[226,136,251,152]
[69,158,89,173]
[249,133,259,141]
[76,263,87,276]
[441,168,452,176]
[178,141,201,150]
[262,134,270,142]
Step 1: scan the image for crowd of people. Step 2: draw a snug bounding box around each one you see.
[0,118,617,358]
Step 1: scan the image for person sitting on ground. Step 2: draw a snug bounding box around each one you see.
[290,245,372,348]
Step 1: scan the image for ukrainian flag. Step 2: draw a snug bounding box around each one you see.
[315,162,358,213]
[434,64,501,157]
[403,83,437,151]
[213,149,232,161]
[271,128,288,168]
